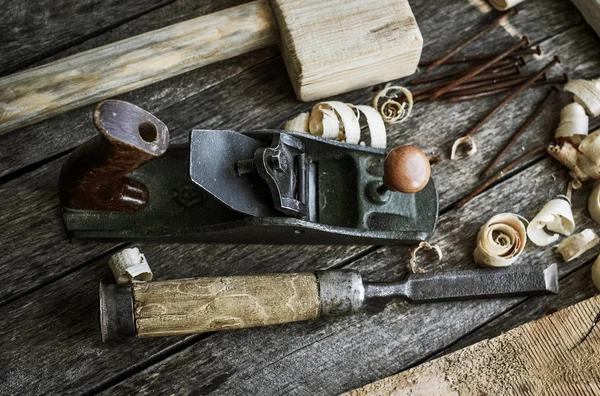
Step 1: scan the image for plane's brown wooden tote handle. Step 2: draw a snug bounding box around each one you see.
[132,274,320,337]
[0,1,278,135]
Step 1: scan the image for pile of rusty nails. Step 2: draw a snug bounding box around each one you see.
[407,8,567,208]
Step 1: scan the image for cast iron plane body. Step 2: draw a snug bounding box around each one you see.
[60,102,438,244]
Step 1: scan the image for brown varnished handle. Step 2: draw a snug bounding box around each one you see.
[59,100,169,212]
[132,274,320,337]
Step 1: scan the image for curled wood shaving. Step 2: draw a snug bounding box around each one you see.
[284,102,387,147]
[108,247,152,284]
[555,103,589,146]
[566,179,582,202]
[489,0,526,10]
[565,78,600,118]
[309,101,360,143]
[579,130,600,166]
[548,132,600,183]
[351,105,387,148]
[284,112,309,133]
[527,197,575,246]
[592,254,600,291]
[450,135,477,160]
[556,229,599,262]
[373,84,413,124]
[409,241,442,274]
[588,184,600,225]
[473,213,527,267]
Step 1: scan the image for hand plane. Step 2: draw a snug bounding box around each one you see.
[59,100,439,244]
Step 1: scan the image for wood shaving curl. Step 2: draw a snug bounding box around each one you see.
[549,129,600,183]
[373,84,413,124]
[555,103,589,146]
[409,241,442,274]
[108,247,152,284]
[588,184,600,225]
[527,197,575,246]
[592,254,600,291]
[565,78,600,118]
[284,102,387,148]
[473,213,527,267]
[450,135,477,160]
[556,229,599,262]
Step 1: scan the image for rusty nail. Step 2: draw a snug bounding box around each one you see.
[455,144,547,209]
[446,74,567,102]
[481,87,558,178]
[429,37,531,100]
[459,56,560,138]
[426,9,518,72]
[419,45,541,67]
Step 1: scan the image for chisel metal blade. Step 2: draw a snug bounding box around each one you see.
[363,263,558,303]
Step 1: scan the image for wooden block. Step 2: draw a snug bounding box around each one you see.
[271,0,423,101]
[345,295,600,395]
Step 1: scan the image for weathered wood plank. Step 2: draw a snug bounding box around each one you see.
[346,284,600,396]
[0,0,277,178]
[0,0,583,177]
[0,0,176,74]
[0,1,596,394]
[0,242,366,395]
[432,258,598,360]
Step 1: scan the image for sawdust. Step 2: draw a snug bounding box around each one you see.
[343,296,600,396]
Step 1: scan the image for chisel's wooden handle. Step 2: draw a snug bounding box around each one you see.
[0,1,278,135]
[133,273,320,337]
[100,270,365,340]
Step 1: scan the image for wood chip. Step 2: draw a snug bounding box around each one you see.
[556,228,599,262]
[409,241,442,273]
[527,198,575,246]
[373,84,413,124]
[108,247,152,284]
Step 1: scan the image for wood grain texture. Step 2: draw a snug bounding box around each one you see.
[347,295,600,395]
[0,0,596,394]
[271,0,422,101]
[134,274,320,337]
[0,0,275,177]
[0,0,278,134]
[0,0,175,74]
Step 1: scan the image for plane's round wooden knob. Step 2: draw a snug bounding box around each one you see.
[383,146,430,194]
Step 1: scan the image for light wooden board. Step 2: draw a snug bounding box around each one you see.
[346,294,600,395]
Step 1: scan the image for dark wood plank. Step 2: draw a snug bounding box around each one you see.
[0,243,367,395]
[0,0,276,178]
[0,0,596,394]
[0,0,176,74]
[101,158,598,395]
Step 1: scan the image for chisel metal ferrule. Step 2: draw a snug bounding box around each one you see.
[316,270,365,316]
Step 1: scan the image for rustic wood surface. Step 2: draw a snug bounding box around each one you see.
[346,295,600,395]
[0,0,599,395]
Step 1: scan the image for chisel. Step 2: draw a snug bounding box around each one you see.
[100,263,558,341]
